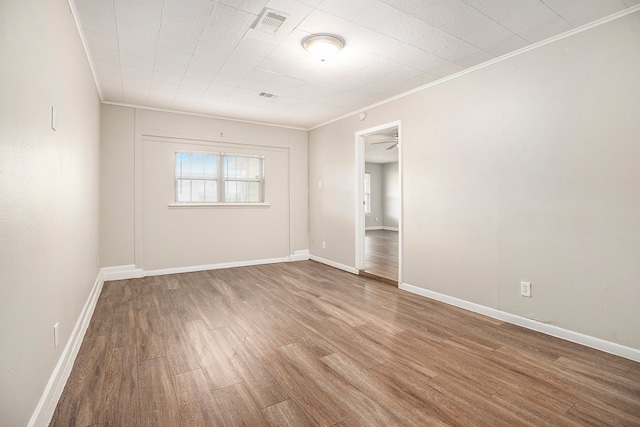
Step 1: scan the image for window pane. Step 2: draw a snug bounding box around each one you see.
[205,180,217,202]
[191,153,204,178]
[247,181,261,202]
[224,156,236,179]
[236,156,248,178]
[204,154,217,178]
[224,155,263,180]
[364,173,371,214]
[225,181,239,202]
[227,180,261,203]
[177,179,191,202]
[191,180,205,202]
[177,152,191,178]
[248,157,261,179]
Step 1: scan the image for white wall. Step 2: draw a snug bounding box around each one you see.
[365,162,383,228]
[382,162,399,229]
[365,161,400,229]
[100,105,135,267]
[0,0,101,425]
[309,11,640,350]
[101,107,309,271]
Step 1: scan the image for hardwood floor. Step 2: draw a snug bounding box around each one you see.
[363,229,398,282]
[51,261,640,426]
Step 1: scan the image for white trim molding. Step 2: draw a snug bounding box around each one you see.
[355,120,402,275]
[101,253,312,282]
[101,265,144,281]
[144,256,291,277]
[310,5,640,131]
[103,101,308,131]
[29,272,104,427]
[168,202,271,208]
[364,225,400,235]
[400,282,640,363]
[309,255,359,275]
[289,250,310,262]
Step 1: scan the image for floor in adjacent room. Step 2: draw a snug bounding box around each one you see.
[51,261,640,426]
[363,229,398,283]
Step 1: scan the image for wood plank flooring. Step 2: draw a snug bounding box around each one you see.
[363,229,398,282]
[51,261,640,426]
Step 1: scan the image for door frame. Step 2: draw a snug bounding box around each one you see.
[355,120,402,284]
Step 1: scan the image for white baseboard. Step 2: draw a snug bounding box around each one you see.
[289,249,310,262]
[101,264,144,281]
[144,256,292,277]
[102,253,313,280]
[365,226,399,231]
[400,282,640,363]
[29,272,104,427]
[309,254,359,275]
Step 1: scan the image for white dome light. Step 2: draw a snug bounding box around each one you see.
[302,35,344,62]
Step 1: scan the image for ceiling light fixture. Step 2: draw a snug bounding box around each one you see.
[302,35,344,62]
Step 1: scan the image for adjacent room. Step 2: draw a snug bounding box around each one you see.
[362,127,400,283]
[1,0,639,425]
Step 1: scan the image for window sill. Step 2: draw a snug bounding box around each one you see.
[168,202,270,208]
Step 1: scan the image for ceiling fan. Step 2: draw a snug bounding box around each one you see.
[371,133,399,150]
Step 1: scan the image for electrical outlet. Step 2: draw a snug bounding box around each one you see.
[322,241,326,249]
[520,281,531,298]
[53,322,59,348]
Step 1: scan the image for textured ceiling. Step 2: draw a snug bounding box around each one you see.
[73,0,639,129]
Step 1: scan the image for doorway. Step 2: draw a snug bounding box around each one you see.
[355,121,402,285]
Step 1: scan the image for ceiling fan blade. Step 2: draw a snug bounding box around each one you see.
[371,139,398,144]
[385,143,398,150]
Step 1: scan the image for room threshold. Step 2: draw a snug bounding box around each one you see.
[358,270,398,286]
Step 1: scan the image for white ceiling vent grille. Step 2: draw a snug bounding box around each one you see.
[259,92,280,99]
[254,9,288,35]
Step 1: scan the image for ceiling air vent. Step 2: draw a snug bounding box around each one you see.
[254,9,288,35]
[259,92,280,99]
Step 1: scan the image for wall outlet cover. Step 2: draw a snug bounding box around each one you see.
[521,281,531,297]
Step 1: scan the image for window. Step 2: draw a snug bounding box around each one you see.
[364,172,371,214]
[224,155,263,203]
[175,151,264,204]
[175,152,219,202]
